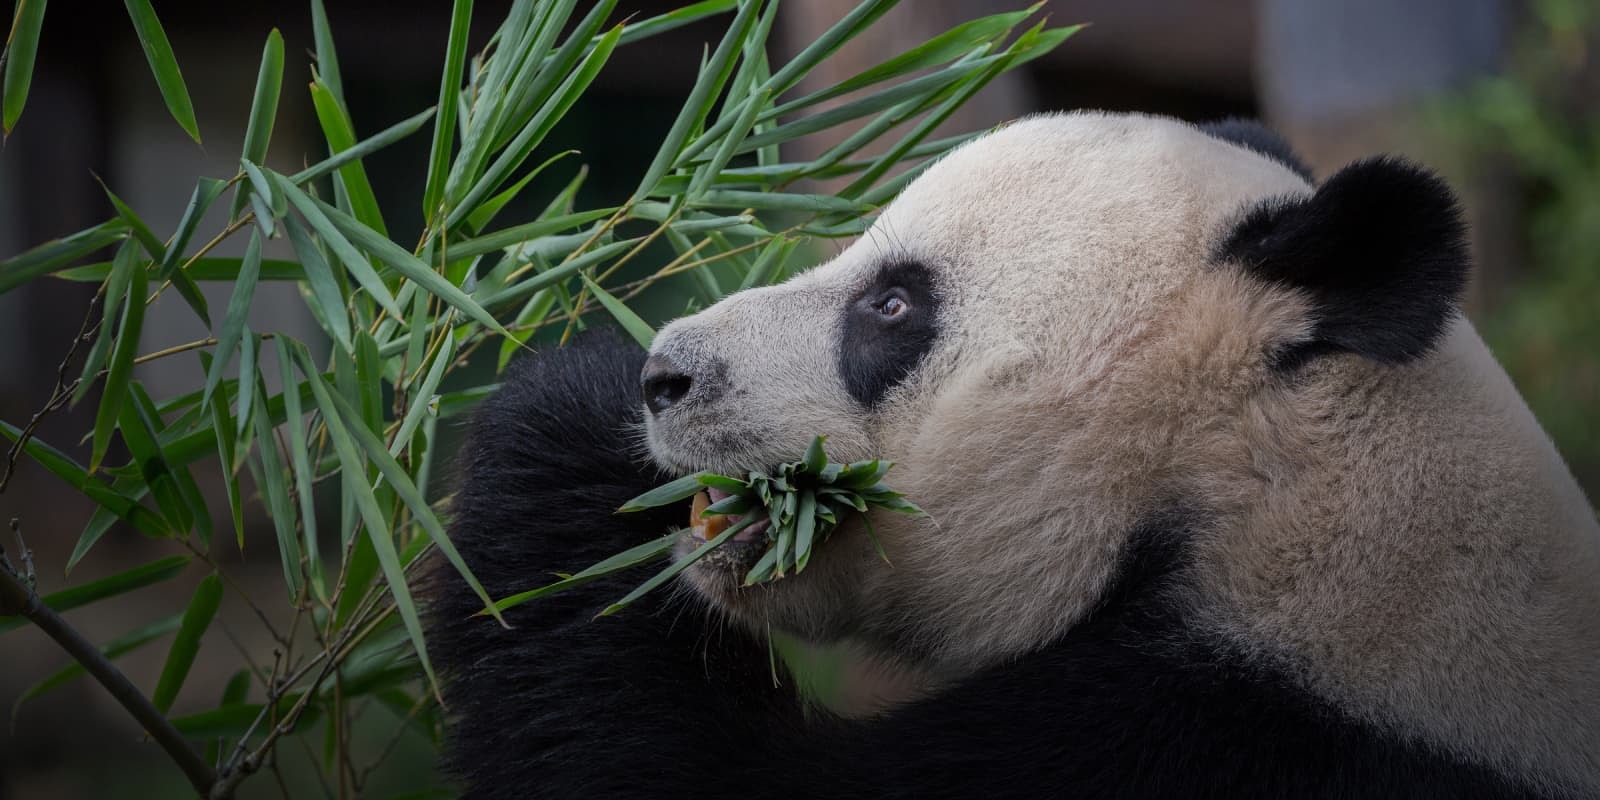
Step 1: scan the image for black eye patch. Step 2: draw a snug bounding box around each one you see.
[838,261,941,408]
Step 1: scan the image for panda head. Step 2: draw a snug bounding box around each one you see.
[641,111,1471,671]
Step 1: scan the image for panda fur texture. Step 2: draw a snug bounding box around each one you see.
[425,111,1600,799]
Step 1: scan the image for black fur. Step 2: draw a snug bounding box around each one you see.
[838,260,941,408]
[1198,118,1314,181]
[1217,156,1470,365]
[426,331,1543,799]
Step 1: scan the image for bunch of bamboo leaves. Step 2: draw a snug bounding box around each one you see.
[0,0,1073,795]
[488,436,924,617]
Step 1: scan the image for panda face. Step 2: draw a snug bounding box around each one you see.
[642,112,1319,661]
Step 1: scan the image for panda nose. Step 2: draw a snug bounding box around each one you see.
[641,354,693,415]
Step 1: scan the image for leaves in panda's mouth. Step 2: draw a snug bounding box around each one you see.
[483,437,926,617]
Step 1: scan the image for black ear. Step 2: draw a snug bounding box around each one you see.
[1217,156,1470,365]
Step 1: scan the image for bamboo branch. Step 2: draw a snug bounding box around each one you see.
[0,555,216,796]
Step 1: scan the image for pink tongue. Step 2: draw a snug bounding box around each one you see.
[705,487,768,542]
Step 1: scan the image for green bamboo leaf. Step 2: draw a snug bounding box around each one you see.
[171,697,317,740]
[70,241,139,409]
[89,242,145,473]
[309,0,343,105]
[288,107,435,187]
[201,229,262,409]
[116,383,194,536]
[0,218,129,294]
[248,365,303,599]
[296,185,512,339]
[632,0,760,201]
[423,0,474,222]
[600,517,751,616]
[389,332,453,458]
[286,343,439,692]
[691,190,863,214]
[687,87,768,199]
[446,207,615,263]
[463,150,577,234]
[11,613,183,711]
[617,0,736,46]
[55,257,304,283]
[2,0,47,134]
[309,80,387,237]
[130,383,211,547]
[97,179,165,260]
[123,0,201,144]
[272,174,400,317]
[151,572,224,713]
[204,375,244,549]
[579,275,654,348]
[770,5,1038,116]
[283,216,353,352]
[307,348,503,625]
[158,177,229,326]
[486,531,679,613]
[0,556,187,635]
[9,445,172,568]
[273,338,321,595]
[764,0,898,95]
[450,16,623,230]
[794,489,819,571]
[738,235,797,291]
[230,29,284,220]
[233,329,256,436]
[618,471,710,512]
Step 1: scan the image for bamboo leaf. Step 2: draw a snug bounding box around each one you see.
[158,177,229,326]
[274,337,321,596]
[202,229,262,409]
[296,185,512,339]
[151,572,224,713]
[687,87,768,199]
[0,556,188,635]
[205,376,244,549]
[618,471,710,512]
[617,0,735,46]
[11,613,182,710]
[632,0,760,200]
[286,343,439,693]
[309,0,343,105]
[118,382,196,536]
[123,0,201,144]
[423,0,474,222]
[389,331,453,459]
[230,29,284,220]
[600,518,750,616]
[462,150,577,234]
[97,179,166,260]
[446,207,615,263]
[249,364,303,599]
[2,0,47,134]
[309,350,503,625]
[580,275,654,348]
[309,79,388,236]
[486,532,679,613]
[283,216,353,352]
[288,107,435,187]
[55,257,304,283]
[90,242,145,473]
[273,174,401,317]
[450,16,623,230]
[0,218,128,294]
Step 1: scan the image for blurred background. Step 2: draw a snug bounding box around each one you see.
[0,0,1594,796]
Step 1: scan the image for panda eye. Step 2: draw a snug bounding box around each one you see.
[873,292,909,319]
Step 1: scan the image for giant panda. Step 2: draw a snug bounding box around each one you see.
[424,111,1600,799]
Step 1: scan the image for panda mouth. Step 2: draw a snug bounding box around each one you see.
[692,487,770,544]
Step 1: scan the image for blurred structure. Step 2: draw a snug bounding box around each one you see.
[1,0,1592,796]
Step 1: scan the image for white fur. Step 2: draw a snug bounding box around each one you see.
[644,111,1600,794]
